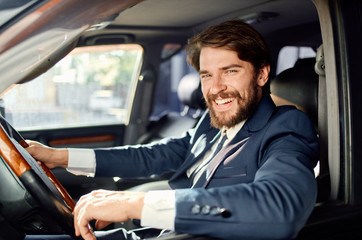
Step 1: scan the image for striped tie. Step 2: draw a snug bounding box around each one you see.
[190,132,227,187]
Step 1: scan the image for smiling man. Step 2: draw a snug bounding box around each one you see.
[26,20,319,240]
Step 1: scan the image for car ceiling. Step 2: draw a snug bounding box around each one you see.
[82,0,320,47]
[0,0,321,93]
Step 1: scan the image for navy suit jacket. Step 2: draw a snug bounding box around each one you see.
[94,94,319,240]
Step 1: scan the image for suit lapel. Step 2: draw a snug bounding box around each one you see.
[192,136,250,188]
[168,126,219,184]
[180,129,220,173]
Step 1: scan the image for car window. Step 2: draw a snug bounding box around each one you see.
[276,46,316,74]
[0,44,143,130]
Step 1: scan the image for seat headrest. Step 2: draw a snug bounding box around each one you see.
[177,73,205,110]
[271,58,318,125]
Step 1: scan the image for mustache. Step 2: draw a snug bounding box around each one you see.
[207,91,242,101]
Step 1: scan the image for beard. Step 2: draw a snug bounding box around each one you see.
[206,81,260,129]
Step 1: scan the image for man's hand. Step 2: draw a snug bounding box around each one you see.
[25,140,68,169]
[73,190,146,240]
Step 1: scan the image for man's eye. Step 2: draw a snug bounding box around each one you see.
[200,74,211,79]
[227,69,237,73]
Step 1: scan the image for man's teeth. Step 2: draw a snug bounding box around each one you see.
[215,98,234,105]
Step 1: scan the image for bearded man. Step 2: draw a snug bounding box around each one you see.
[26,20,319,240]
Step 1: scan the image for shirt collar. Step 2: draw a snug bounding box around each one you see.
[221,120,246,142]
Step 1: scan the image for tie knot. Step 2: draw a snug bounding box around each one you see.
[220,130,227,143]
[214,132,227,155]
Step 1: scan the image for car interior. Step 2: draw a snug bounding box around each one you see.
[1,0,362,239]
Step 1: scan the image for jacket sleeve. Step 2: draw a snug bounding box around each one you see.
[174,110,319,240]
[94,130,193,178]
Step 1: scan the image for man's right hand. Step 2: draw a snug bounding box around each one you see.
[25,140,69,169]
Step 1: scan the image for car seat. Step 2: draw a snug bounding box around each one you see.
[270,57,330,203]
[271,58,318,127]
[137,72,205,144]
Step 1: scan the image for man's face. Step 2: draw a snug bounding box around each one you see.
[199,47,269,129]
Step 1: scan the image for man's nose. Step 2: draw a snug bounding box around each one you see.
[210,75,226,94]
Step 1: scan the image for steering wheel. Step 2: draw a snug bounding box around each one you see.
[0,116,78,238]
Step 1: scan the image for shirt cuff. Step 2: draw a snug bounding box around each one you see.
[141,190,175,230]
[66,148,96,177]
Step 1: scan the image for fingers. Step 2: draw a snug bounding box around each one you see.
[76,211,96,240]
[25,140,43,147]
[95,220,112,230]
[73,194,89,236]
[24,140,46,159]
[74,194,96,240]
[80,231,96,240]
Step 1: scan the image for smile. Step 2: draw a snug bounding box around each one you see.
[215,98,234,105]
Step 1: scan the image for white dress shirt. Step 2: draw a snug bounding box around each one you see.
[66,120,245,230]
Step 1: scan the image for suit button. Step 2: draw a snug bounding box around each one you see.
[191,204,201,215]
[220,208,232,218]
[201,205,210,215]
[210,207,220,216]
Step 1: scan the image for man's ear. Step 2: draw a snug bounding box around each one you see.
[257,65,270,87]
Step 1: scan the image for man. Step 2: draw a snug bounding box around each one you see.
[25,20,319,240]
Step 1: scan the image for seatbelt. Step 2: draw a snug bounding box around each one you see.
[315,45,338,200]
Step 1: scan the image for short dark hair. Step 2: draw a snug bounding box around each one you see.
[186,20,271,92]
